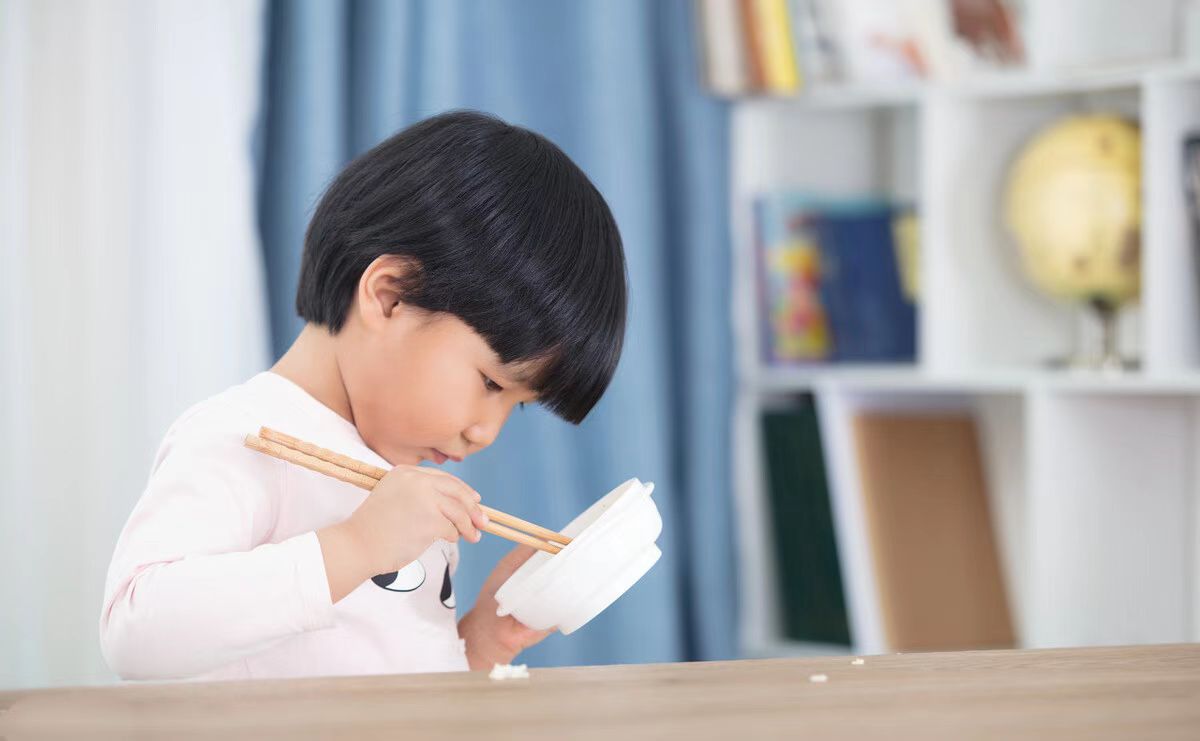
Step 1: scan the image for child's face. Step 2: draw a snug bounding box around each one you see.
[338,258,540,467]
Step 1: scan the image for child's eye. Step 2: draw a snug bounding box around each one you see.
[482,374,504,393]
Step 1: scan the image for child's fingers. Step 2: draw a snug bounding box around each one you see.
[438,497,481,543]
[420,467,482,502]
[437,518,462,544]
[439,485,488,530]
[469,506,488,531]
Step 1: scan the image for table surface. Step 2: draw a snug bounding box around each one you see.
[2,644,1198,740]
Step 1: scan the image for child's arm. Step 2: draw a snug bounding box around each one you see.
[458,545,553,669]
[100,432,336,680]
[100,429,489,680]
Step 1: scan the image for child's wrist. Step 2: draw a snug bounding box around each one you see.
[337,517,382,578]
[316,519,376,602]
[460,608,520,669]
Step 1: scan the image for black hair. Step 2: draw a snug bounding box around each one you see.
[296,110,627,424]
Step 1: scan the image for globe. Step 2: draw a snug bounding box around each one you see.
[1003,115,1142,369]
[1004,115,1141,308]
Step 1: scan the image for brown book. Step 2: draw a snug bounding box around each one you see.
[853,413,1014,651]
[737,0,767,91]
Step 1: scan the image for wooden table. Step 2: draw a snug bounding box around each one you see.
[2,645,1198,739]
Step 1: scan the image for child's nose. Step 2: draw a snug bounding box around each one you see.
[463,398,516,451]
[463,419,500,451]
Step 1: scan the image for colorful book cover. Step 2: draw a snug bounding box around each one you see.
[754,193,832,363]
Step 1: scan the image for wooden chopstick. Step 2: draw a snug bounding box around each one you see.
[245,434,380,490]
[258,427,388,480]
[245,428,568,554]
[256,427,572,547]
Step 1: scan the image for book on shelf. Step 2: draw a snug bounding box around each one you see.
[696,0,808,95]
[788,0,840,84]
[852,412,1015,651]
[753,193,917,365]
[737,0,768,91]
[1184,133,1200,299]
[892,207,921,301]
[695,0,751,95]
[694,0,1027,96]
[813,202,917,362]
[762,398,852,646]
[753,0,802,93]
[753,193,832,363]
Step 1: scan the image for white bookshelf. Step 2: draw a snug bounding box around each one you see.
[731,64,1200,657]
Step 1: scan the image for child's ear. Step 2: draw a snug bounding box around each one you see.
[357,255,415,328]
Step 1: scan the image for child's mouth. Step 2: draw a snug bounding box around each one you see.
[430,449,449,465]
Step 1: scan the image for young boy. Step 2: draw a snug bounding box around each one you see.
[99,111,627,681]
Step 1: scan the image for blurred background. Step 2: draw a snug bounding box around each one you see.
[2,0,1199,691]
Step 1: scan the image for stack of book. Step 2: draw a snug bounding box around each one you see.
[694,0,1026,96]
[695,0,836,96]
[754,192,918,365]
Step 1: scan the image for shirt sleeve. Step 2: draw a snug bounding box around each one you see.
[99,416,337,680]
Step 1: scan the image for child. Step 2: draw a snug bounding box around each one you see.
[99,111,627,681]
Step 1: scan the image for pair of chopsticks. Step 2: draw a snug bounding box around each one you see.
[244,427,569,555]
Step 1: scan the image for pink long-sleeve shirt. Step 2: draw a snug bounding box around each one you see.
[100,371,468,681]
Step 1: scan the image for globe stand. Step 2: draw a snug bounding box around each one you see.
[1049,297,1138,372]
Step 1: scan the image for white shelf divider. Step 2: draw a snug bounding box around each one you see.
[1142,72,1200,374]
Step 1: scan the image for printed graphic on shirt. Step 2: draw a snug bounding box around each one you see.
[370,559,425,592]
[440,564,455,609]
[369,545,457,609]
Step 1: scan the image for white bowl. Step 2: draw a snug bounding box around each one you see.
[494,478,662,635]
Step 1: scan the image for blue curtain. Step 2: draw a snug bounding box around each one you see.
[257,0,735,666]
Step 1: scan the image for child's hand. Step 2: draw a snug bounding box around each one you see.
[459,545,554,669]
[318,466,489,601]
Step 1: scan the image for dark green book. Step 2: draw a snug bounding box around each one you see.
[762,398,851,645]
